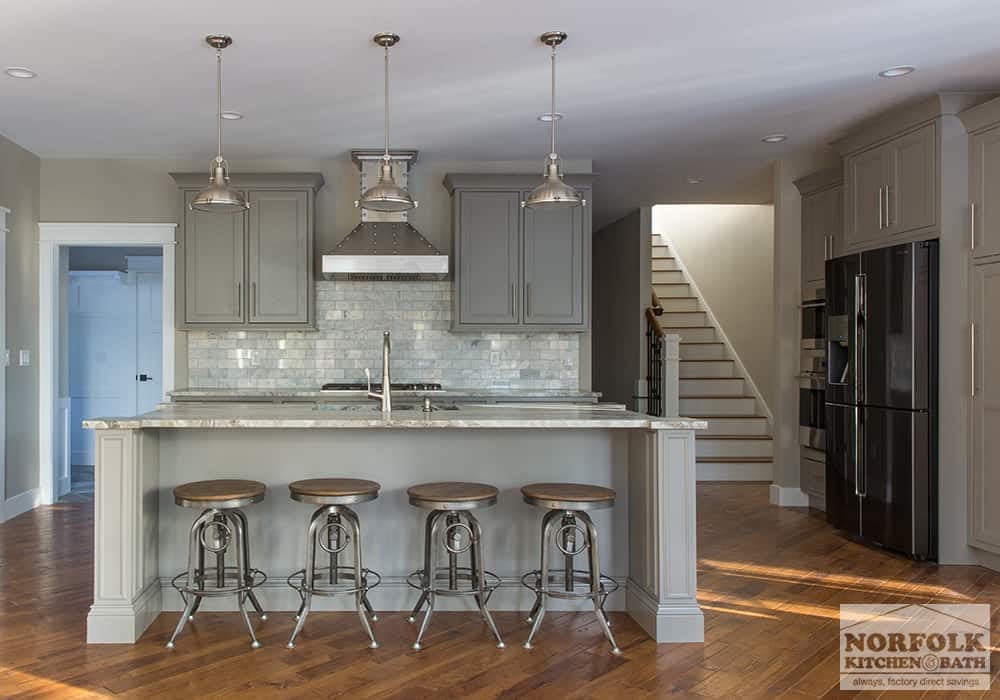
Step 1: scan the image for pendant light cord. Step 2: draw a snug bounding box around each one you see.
[383,44,390,161]
[215,48,224,164]
[549,43,557,160]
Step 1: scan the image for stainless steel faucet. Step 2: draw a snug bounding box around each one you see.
[366,331,392,413]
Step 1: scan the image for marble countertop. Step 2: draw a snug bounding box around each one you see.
[83,401,707,431]
[168,388,602,403]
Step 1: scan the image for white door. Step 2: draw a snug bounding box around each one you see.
[132,259,164,413]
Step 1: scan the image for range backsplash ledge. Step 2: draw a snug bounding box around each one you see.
[186,281,580,390]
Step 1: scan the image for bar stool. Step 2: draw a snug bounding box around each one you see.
[286,478,381,649]
[520,482,620,654]
[406,482,505,650]
[167,479,268,649]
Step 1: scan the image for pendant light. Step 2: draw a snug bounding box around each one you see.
[190,35,249,214]
[357,33,417,213]
[522,31,585,210]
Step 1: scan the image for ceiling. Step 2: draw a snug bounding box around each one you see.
[3,0,1000,227]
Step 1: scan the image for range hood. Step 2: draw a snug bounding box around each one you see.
[322,150,449,281]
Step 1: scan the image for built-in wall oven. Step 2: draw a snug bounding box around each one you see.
[800,298,826,450]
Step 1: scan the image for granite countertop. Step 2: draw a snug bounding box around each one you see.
[168,388,602,403]
[83,402,707,431]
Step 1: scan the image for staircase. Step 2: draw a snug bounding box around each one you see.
[652,237,773,481]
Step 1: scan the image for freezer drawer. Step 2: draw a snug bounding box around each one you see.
[825,403,860,533]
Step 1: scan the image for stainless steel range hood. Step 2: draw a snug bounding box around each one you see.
[322,150,449,281]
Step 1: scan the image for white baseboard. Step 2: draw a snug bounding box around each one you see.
[3,488,40,522]
[57,475,72,497]
[626,580,704,642]
[769,484,809,507]
[697,463,773,482]
[87,579,162,643]
[807,493,826,512]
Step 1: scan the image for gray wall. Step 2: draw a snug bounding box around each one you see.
[0,133,41,498]
[591,208,651,409]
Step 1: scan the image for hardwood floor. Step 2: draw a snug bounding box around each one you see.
[2,483,999,698]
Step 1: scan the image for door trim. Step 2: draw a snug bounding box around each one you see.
[38,222,176,506]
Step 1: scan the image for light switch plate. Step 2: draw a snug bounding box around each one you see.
[18,349,30,366]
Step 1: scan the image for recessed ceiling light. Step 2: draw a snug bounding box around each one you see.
[5,67,37,79]
[761,134,788,144]
[879,65,915,78]
[537,112,564,122]
[686,177,704,184]
[220,111,243,120]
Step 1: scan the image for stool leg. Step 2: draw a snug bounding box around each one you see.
[231,513,261,649]
[343,506,378,623]
[167,509,215,649]
[230,509,267,621]
[407,510,438,623]
[328,512,340,585]
[214,513,226,588]
[413,511,444,650]
[578,511,620,655]
[287,506,325,648]
[447,512,460,590]
[466,512,504,649]
[189,514,208,620]
[562,513,576,593]
[525,509,559,625]
[343,509,378,649]
[525,511,559,649]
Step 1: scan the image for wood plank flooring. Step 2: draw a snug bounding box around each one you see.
[2,483,999,697]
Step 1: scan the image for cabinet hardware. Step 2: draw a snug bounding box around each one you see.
[877,186,884,229]
[828,234,834,259]
[252,282,257,316]
[511,283,516,318]
[823,235,828,260]
[971,202,976,251]
[972,322,977,398]
[885,185,892,227]
[236,282,242,317]
[526,283,532,317]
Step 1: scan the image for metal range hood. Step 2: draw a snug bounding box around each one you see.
[322,150,449,281]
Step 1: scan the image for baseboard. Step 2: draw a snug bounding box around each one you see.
[697,462,773,481]
[56,475,72,497]
[769,484,809,507]
[3,488,40,522]
[807,493,827,512]
[626,580,704,642]
[87,578,162,643]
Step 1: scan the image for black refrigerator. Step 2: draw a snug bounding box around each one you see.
[824,240,938,560]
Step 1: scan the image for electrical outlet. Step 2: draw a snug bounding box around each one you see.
[18,349,30,366]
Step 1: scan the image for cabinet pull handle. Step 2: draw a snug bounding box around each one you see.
[828,234,834,259]
[526,283,532,317]
[877,186,884,229]
[971,202,977,251]
[236,282,242,317]
[885,185,892,227]
[971,322,977,398]
[511,283,516,318]
[252,282,257,316]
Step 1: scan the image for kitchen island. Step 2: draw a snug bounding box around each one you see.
[84,402,706,645]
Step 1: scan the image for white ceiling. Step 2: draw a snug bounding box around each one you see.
[3,0,1000,226]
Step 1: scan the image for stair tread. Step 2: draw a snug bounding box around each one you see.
[653,283,691,286]
[681,394,756,399]
[696,434,773,440]
[665,325,715,330]
[681,376,743,380]
[696,456,773,464]
[680,359,733,362]
[687,414,767,419]
[681,342,725,346]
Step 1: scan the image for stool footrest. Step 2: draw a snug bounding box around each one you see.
[286,566,381,598]
[406,567,501,597]
[171,567,267,599]
[520,569,620,601]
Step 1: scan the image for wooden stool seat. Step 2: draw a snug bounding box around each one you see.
[174,479,266,508]
[521,482,615,510]
[407,482,499,510]
[289,478,381,505]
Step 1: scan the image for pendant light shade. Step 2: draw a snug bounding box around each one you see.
[191,35,249,214]
[523,31,585,210]
[358,33,417,213]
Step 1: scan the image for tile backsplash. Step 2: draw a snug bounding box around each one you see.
[186,281,580,390]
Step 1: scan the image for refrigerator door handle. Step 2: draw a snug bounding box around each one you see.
[971,322,976,398]
[854,405,866,497]
[854,273,866,403]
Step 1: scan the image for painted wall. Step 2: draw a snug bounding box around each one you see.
[0,133,41,499]
[652,204,775,409]
[591,208,651,409]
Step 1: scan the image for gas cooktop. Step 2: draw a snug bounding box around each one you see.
[320,382,444,392]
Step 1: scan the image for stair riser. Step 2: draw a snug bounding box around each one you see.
[680,360,734,378]
[652,258,680,271]
[659,312,707,327]
[667,327,717,343]
[697,462,774,482]
[653,270,686,284]
[681,396,756,416]
[696,417,770,435]
[659,297,700,312]
[697,440,774,459]
[653,284,692,298]
[680,378,745,396]
[652,245,670,258]
[680,344,727,360]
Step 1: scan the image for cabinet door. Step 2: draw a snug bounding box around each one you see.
[845,146,887,249]
[183,190,246,324]
[801,191,825,283]
[827,185,843,260]
[247,190,310,324]
[456,191,520,325]
[522,193,586,325]
[971,127,1000,259]
[970,262,1000,553]
[885,123,936,237]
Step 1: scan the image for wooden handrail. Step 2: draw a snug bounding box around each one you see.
[646,307,665,338]
[650,289,663,315]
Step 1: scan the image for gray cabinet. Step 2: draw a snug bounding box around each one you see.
[795,168,843,286]
[885,123,936,237]
[445,173,593,332]
[969,261,1000,554]
[845,146,888,250]
[171,172,323,329]
[970,126,1000,260]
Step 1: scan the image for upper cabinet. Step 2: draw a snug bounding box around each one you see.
[959,97,1000,261]
[444,173,593,332]
[795,168,843,287]
[171,172,323,330]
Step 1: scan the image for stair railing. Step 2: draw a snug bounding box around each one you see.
[645,292,680,417]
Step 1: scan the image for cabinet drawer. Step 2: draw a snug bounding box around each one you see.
[801,456,826,498]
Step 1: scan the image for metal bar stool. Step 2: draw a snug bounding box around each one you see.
[167,479,268,649]
[406,482,505,650]
[286,478,381,649]
[520,482,621,654]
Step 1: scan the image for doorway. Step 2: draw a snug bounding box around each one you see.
[39,223,176,505]
[65,250,163,500]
